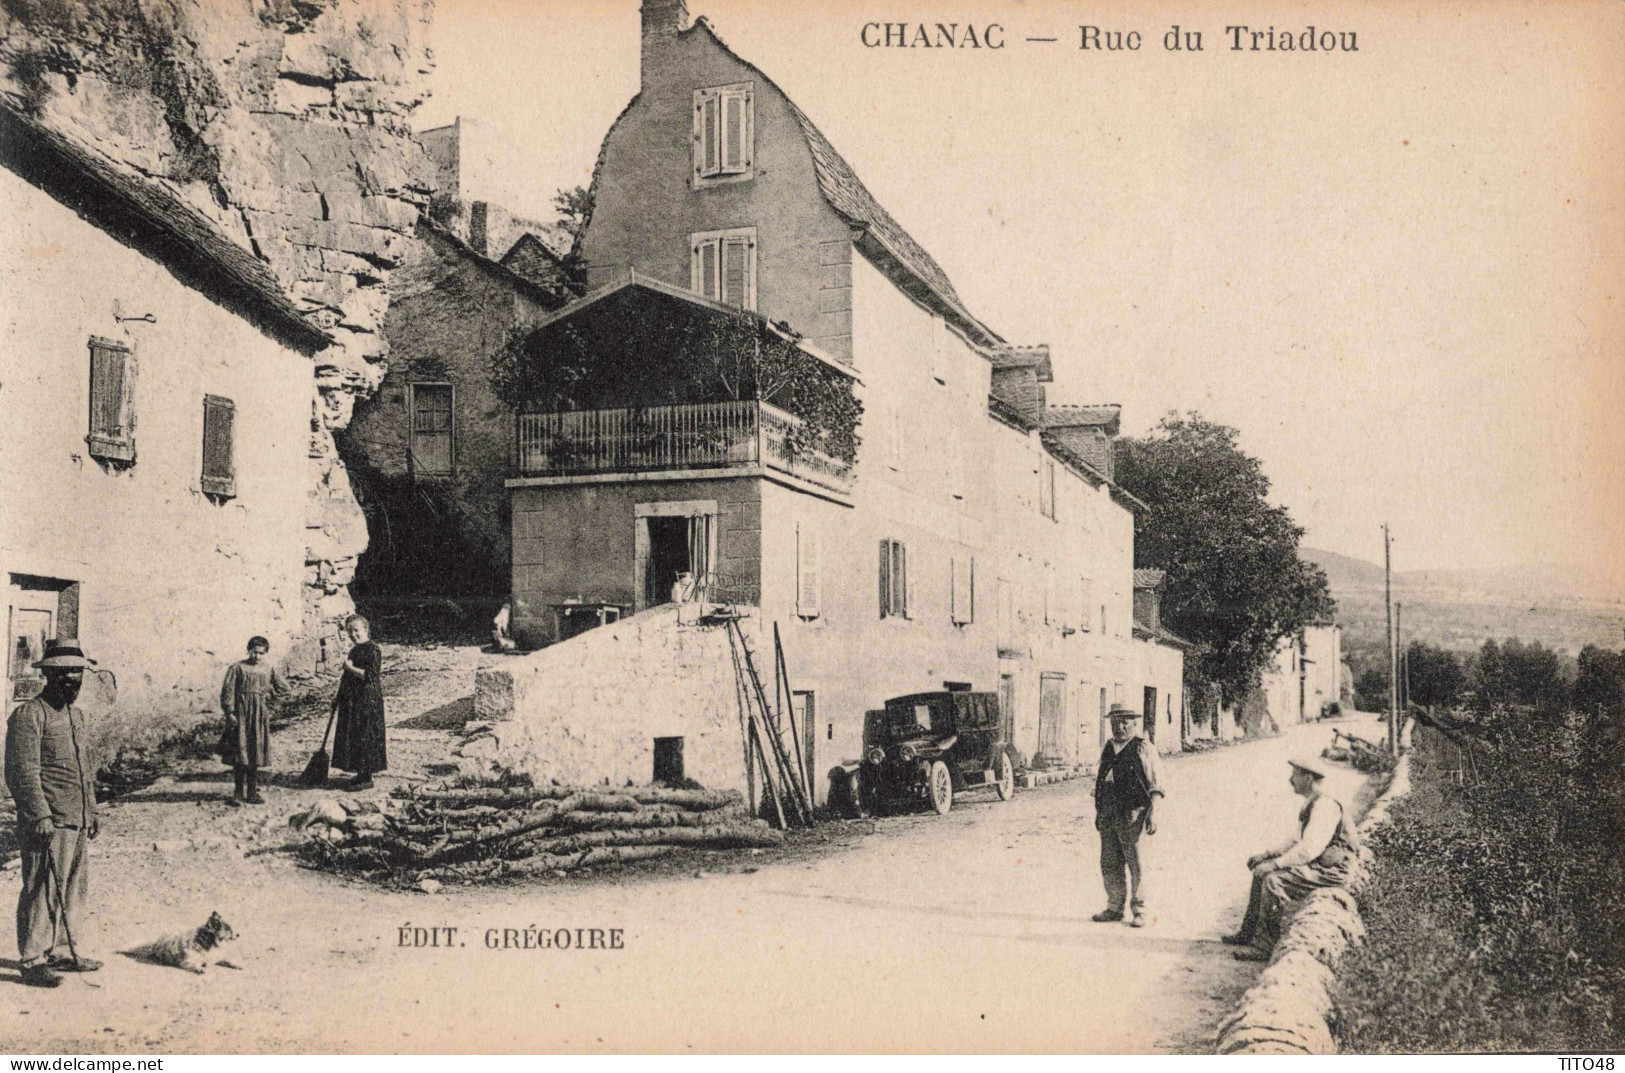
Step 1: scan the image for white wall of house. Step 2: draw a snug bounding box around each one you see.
[1304,624,1342,718]
[0,167,314,746]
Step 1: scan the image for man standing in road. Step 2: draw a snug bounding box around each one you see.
[5,640,103,987]
[1222,755,1360,961]
[1092,704,1164,928]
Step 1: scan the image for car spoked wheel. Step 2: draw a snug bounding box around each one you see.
[994,750,1014,801]
[928,760,953,815]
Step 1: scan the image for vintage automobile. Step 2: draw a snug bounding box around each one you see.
[829,691,1015,817]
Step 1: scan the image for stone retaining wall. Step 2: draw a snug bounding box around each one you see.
[1213,753,1412,1055]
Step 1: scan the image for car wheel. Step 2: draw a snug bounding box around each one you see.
[994,750,1014,801]
[928,760,953,815]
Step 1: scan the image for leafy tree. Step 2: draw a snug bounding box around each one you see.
[1114,412,1334,704]
[1469,638,1570,713]
[1573,645,1625,716]
[1406,641,1465,709]
[551,185,593,247]
[1355,665,1390,712]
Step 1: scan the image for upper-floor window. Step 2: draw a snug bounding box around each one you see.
[950,555,975,625]
[1039,457,1057,520]
[86,337,136,464]
[691,227,757,310]
[878,538,909,619]
[409,382,454,477]
[201,394,236,499]
[693,83,754,184]
[797,523,821,619]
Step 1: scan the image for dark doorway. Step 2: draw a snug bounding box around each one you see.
[1143,686,1158,743]
[653,737,684,785]
[645,516,690,606]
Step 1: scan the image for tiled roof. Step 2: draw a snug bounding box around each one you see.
[989,345,1053,381]
[1133,568,1167,590]
[1,105,331,355]
[1047,404,1122,432]
[678,18,1002,347]
[784,101,962,308]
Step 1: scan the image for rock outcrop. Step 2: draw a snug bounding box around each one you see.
[0,0,435,670]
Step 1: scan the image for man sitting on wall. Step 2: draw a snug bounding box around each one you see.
[1223,755,1361,961]
[1092,704,1164,928]
[4,641,103,987]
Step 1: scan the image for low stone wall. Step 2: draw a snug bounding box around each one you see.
[470,605,758,794]
[1214,753,1412,1055]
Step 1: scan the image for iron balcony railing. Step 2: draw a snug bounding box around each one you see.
[516,400,852,493]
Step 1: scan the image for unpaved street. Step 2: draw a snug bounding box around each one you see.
[1,676,1377,1054]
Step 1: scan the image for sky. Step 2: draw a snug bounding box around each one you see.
[416,0,1625,584]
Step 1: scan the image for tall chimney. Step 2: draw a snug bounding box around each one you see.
[641,0,689,87]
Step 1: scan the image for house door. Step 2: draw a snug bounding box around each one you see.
[644,516,689,606]
[8,605,54,702]
[1143,686,1158,744]
[998,673,1016,749]
[1037,673,1066,765]
[792,690,815,802]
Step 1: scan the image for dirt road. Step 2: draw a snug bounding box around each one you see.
[1,670,1378,1054]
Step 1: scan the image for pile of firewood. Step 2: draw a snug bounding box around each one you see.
[301,780,783,882]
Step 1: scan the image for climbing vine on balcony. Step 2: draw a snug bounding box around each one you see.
[492,305,862,464]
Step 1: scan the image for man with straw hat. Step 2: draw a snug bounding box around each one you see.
[1222,754,1362,961]
[1091,703,1165,928]
[5,640,103,987]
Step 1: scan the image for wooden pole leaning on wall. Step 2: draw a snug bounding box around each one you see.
[726,617,805,826]
[773,622,813,812]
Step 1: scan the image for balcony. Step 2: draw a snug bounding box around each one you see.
[516,400,853,495]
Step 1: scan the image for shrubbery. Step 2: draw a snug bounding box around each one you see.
[1332,700,1625,1052]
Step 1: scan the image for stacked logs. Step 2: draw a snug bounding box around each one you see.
[307,782,783,881]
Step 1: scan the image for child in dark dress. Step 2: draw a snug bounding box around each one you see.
[330,615,386,790]
[220,636,288,805]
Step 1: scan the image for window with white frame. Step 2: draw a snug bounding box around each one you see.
[693,83,754,183]
[691,227,757,310]
[878,538,908,619]
[796,523,821,619]
[950,555,975,625]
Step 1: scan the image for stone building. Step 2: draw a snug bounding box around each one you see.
[477,0,1182,801]
[0,107,330,747]
[344,217,572,600]
[0,0,436,676]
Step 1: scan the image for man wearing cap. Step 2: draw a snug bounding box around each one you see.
[5,640,102,987]
[1091,704,1164,927]
[1223,755,1361,961]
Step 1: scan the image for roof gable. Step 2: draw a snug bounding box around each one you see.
[681,18,1005,349]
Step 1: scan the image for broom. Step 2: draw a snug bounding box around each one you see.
[299,703,338,787]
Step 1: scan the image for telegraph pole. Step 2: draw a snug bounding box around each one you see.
[1385,524,1397,754]
[1396,601,1406,711]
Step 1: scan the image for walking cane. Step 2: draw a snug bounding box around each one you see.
[43,831,99,989]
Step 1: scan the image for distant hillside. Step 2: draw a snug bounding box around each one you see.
[1301,547,1625,658]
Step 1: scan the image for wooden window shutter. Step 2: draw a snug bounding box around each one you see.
[692,237,719,300]
[86,339,135,462]
[201,394,236,498]
[797,525,820,618]
[951,556,974,625]
[723,93,746,172]
[878,539,891,618]
[895,541,908,618]
[695,91,721,178]
[721,235,751,309]
[969,556,976,623]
